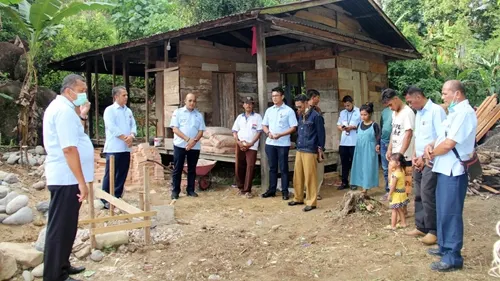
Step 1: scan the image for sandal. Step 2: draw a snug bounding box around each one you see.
[384,225,396,231]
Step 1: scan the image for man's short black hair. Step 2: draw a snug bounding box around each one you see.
[271,87,285,95]
[342,95,353,103]
[294,94,308,103]
[307,89,320,99]
[381,88,398,103]
[404,86,425,98]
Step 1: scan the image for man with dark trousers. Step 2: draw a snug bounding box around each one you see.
[261,87,298,200]
[336,95,360,190]
[170,93,206,199]
[425,80,477,272]
[307,89,325,200]
[43,74,93,281]
[288,94,325,212]
[101,86,137,209]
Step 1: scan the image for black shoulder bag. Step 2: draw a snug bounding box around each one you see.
[451,148,482,181]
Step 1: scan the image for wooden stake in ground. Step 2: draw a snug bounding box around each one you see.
[88,182,97,249]
[110,155,115,216]
[143,165,151,245]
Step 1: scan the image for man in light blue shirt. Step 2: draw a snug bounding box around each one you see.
[43,74,93,280]
[425,80,477,272]
[261,87,298,200]
[404,86,446,245]
[336,95,361,190]
[101,86,137,209]
[170,93,206,199]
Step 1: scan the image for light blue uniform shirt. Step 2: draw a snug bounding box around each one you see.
[170,106,206,150]
[414,99,446,157]
[262,104,298,147]
[432,100,477,176]
[337,107,361,146]
[103,102,137,153]
[43,95,94,185]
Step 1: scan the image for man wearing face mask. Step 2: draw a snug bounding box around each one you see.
[288,94,325,212]
[424,80,477,272]
[43,74,94,281]
[170,93,206,199]
[337,95,361,190]
[101,86,137,209]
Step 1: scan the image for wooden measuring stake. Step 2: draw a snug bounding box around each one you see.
[110,155,115,216]
[143,165,151,245]
[88,182,97,249]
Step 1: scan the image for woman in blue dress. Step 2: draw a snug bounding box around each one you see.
[350,103,381,193]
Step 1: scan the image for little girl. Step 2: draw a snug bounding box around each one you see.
[385,153,410,230]
[350,103,380,193]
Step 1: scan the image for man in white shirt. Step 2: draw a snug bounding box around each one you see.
[336,95,361,190]
[404,86,446,245]
[170,93,206,199]
[425,80,477,272]
[232,97,262,198]
[43,74,94,281]
[101,86,137,209]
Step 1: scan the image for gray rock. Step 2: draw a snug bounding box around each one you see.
[95,231,129,249]
[0,170,8,180]
[35,146,46,155]
[395,251,402,257]
[0,160,3,166]
[2,206,33,225]
[35,228,46,252]
[31,263,44,278]
[0,186,9,198]
[6,194,29,214]
[3,173,19,184]
[1,153,10,161]
[0,242,43,268]
[94,200,104,210]
[118,244,128,253]
[37,156,46,165]
[0,205,5,213]
[0,214,9,222]
[6,154,20,165]
[0,251,17,280]
[23,270,33,281]
[28,156,38,166]
[27,149,36,154]
[1,181,9,186]
[90,250,104,262]
[208,274,221,280]
[36,201,50,213]
[0,191,18,205]
[9,182,22,189]
[74,245,91,260]
[32,181,46,191]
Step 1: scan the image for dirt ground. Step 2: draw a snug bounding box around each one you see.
[1,164,499,281]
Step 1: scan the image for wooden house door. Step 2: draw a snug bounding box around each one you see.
[212,73,236,128]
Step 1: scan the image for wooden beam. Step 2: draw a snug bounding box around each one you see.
[87,182,96,249]
[280,33,333,47]
[323,3,352,16]
[480,185,500,194]
[112,53,116,87]
[79,211,156,225]
[266,17,419,59]
[109,155,115,216]
[145,46,150,141]
[256,24,269,190]
[93,188,142,214]
[143,166,151,245]
[85,60,93,137]
[164,40,169,69]
[263,30,289,38]
[230,31,252,46]
[94,59,100,143]
[91,221,152,235]
[258,0,341,14]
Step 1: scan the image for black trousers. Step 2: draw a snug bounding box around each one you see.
[413,166,437,235]
[172,145,200,194]
[339,145,355,185]
[102,152,130,203]
[265,144,290,195]
[44,184,81,281]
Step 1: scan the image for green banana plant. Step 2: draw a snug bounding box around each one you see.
[0,0,114,146]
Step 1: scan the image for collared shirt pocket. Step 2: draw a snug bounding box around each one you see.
[180,118,188,127]
[194,116,202,129]
[278,113,288,128]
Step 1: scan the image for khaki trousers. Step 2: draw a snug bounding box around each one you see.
[293,151,318,207]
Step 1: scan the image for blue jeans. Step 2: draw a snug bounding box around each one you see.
[380,139,389,192]
[436,172,468,267]
[265,144,290,195]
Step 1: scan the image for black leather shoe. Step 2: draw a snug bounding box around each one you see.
[103,203,110,210]
[261,191,276,198]
[187,191,199,197]
[171,193,179,200]
[67,266,85,275]
[65,278,82,281]
[317,195,322,200]
[337,184,349,190]
[427,248,443,257]
[303,206,317,212]
[430,261,462,272]
[288,201,304,206]
[282,194,289,200]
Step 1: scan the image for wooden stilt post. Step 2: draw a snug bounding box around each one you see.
[85,60,93,137]
[88,182,97,249]
[94,59,100,144]
[112,53,116,88]
[256,24,269,190]
[145,46,150,142]
[143,165,151,245]
[109,155,115,216]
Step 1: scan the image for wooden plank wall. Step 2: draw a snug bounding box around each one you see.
[177,39,257,126]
